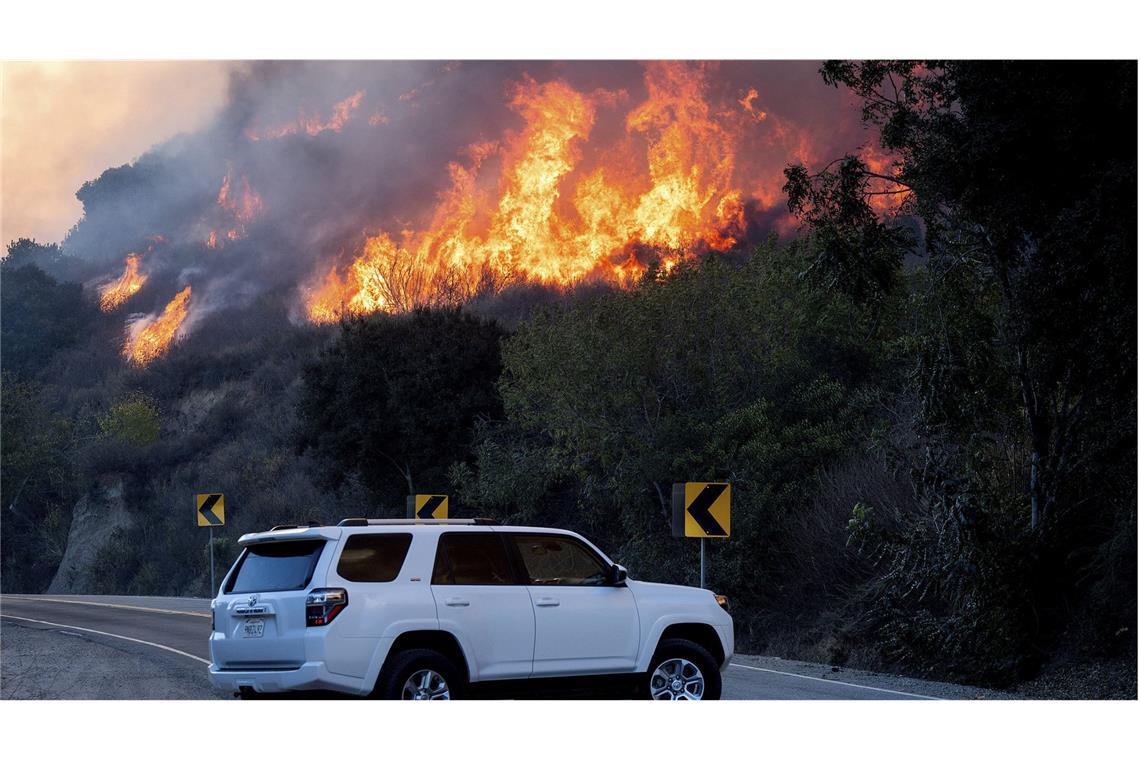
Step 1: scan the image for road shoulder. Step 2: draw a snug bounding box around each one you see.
[728,653,1012,700]
[1,617,224,700]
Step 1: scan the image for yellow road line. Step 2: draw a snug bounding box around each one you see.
[2,595,210,618]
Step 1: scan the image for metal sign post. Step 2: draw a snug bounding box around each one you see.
[209,526,215,594]
[700,538,706,589]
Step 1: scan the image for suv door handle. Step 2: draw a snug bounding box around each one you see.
[444,598,470,607]
[535,598,560,607]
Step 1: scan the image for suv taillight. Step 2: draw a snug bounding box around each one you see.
[306,588,348,626]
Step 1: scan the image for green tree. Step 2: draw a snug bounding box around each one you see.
[0,376,78,591]
[296,308,505,500]
[3,238,66,270]
[1,248,98,380]
[784,60,1137,679]
[784,60,1136,532]
[98,393,161,446]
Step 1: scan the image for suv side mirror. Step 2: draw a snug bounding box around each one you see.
[606,564,628,586]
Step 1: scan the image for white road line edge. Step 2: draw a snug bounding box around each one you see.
[729,662,942,700]
[2,595,210,618]
[0,614,211,665]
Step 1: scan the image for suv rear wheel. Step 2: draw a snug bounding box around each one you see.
[375,648,462,700]
[646,638,721,700]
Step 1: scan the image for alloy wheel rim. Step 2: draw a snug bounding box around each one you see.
[401,669,451,700]
[650,657,705,700]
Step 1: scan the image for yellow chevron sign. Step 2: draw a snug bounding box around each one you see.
[407,494,448,520]
[671,482,730,538]
[196,493,225,527]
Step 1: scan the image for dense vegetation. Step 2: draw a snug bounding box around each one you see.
[1,61,1134,694]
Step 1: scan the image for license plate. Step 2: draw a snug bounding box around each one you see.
[242,619,265,638]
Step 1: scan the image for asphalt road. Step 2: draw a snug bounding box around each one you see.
[0,594,1004,700]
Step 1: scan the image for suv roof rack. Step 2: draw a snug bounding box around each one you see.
[270,521,322,531]
[336,517,498,527]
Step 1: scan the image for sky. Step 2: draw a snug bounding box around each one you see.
[1,61,234,246]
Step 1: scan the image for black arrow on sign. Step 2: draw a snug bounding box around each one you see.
[417,495,446,520]
[686,484,728,536]
[199,494,223,525]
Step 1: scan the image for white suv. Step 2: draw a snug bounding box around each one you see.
[208,518,733,700]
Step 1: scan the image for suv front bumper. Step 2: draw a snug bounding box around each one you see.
[716,623,734,671]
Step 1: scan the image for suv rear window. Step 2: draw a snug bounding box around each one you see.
[336,533,412,582]
[226,540,325,593]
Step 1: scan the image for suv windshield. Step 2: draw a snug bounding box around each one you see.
[226,540,325,593]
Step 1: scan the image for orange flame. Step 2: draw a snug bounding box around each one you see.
[217,171,263,223]
[859,145,910,214]
[738,88,767,122]
[123,286,192,367]
[206,167,263,248]
[304,64,768,321]
[99,253,148,311]
[245,90,365,141]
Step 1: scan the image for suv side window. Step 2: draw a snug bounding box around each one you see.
[509,534,609,586]
[432,533,515,585]
[336,533,412,582]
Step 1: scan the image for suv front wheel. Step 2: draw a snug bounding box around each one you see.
[646,638,722,700]
[375,648,461,700]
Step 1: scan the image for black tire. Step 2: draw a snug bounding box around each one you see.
[374,648,463,700]
[645,638,722,700]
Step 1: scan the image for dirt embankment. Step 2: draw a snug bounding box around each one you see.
[47,476,133,594]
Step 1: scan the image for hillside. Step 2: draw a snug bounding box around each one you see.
[1,60,1135,695]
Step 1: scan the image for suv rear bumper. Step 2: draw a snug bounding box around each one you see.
[208,662,368,696]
